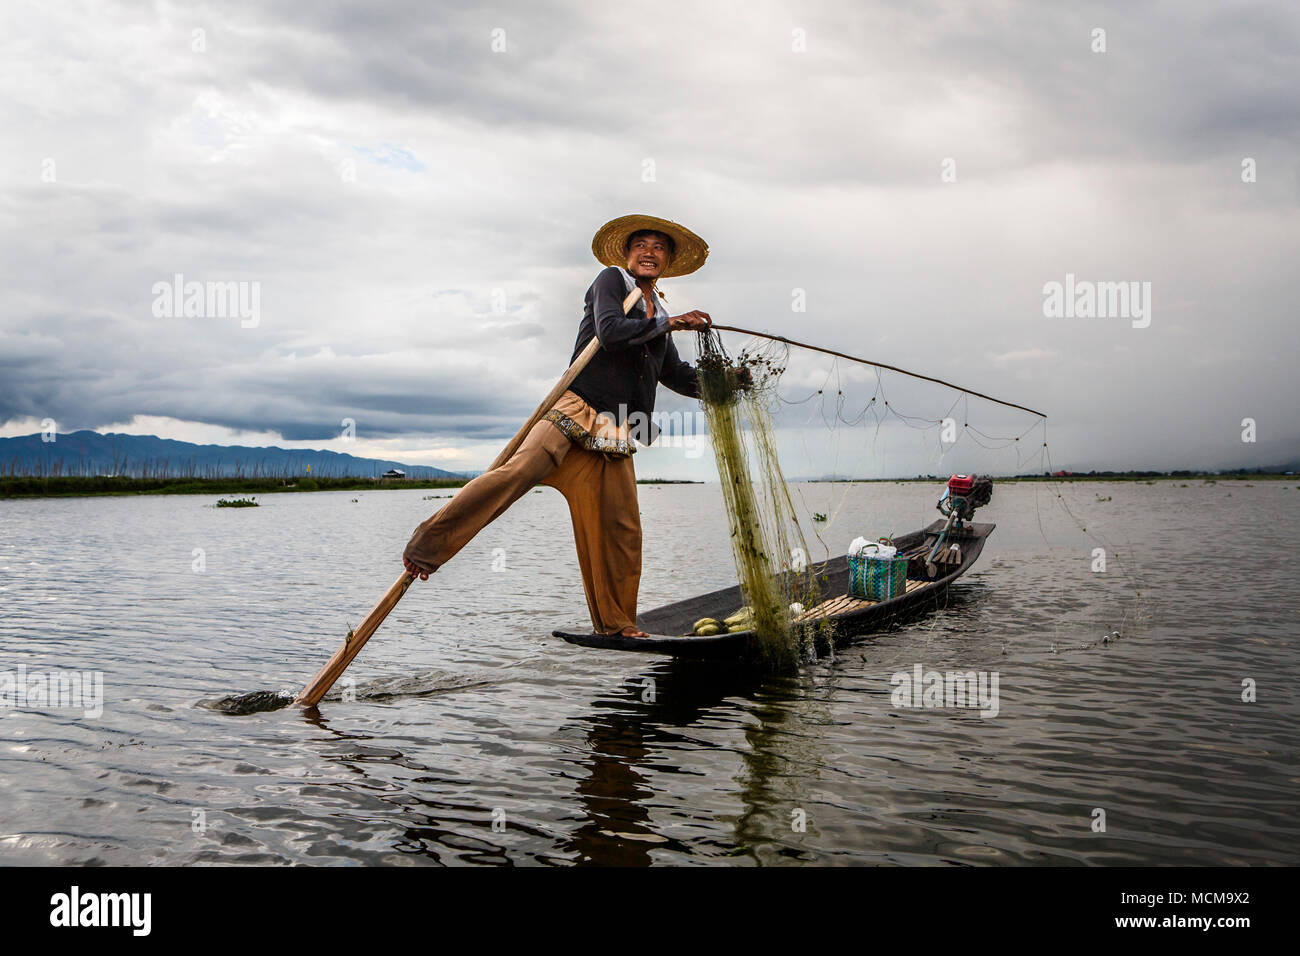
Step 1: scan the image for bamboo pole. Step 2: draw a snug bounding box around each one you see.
[294,285,645,707]
[294,571,415,707]
[488,286,643,470]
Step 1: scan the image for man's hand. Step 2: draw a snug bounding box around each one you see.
[668,310,711,332]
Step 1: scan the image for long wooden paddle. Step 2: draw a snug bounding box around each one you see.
[488,284,642,468]
[294,285,645,707]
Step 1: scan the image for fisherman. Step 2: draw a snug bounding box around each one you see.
[402,214,714,638]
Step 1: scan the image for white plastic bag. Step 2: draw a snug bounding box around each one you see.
[848,537,896,560]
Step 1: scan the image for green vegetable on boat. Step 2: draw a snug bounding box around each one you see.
[724,606,753,626]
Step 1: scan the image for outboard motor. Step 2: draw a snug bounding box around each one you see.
[937,474,993,523]
[926,474,993,577]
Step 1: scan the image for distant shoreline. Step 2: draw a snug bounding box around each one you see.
[0,475,467,499]
[0,472,1290,500]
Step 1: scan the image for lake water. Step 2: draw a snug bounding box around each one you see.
[1,479,1297,865]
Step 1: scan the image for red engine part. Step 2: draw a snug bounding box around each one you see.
[948,474,976,495]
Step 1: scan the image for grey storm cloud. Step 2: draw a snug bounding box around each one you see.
[1,0,1297,473]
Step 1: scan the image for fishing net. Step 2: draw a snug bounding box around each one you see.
[688,322,1150,671]
[694,330,833,665]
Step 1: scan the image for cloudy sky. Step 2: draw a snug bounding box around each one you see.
[2,0,1297,478]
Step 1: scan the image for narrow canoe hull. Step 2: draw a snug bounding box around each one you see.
[554,520,995,659]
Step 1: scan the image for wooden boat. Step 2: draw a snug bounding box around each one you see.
[554,519,995,660]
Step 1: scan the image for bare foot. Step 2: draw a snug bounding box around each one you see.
[618,625,650,638]
[403,556,437,581]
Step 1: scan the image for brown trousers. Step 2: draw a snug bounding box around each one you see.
[402,417,641,635]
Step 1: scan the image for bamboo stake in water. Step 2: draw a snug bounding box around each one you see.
[294,285,645,707]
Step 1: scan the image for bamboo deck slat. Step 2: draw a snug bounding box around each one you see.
[793,579,929,623]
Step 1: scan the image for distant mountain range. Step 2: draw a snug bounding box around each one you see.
[4,431,1295,483]
[0,431,468,479]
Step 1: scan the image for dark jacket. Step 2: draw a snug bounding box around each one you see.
[567,266,700,435]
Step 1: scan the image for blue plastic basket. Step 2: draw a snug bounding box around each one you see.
[848,550,908,601]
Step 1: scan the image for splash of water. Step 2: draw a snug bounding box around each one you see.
[196,669,505,715]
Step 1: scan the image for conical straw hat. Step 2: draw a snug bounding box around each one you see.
[591,214,709,278]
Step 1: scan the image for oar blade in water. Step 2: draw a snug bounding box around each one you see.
[197,690,296,715]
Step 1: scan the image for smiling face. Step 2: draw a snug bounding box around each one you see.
[624,230,675,279]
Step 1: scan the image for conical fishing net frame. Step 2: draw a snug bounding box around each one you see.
[695,330,833,666]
